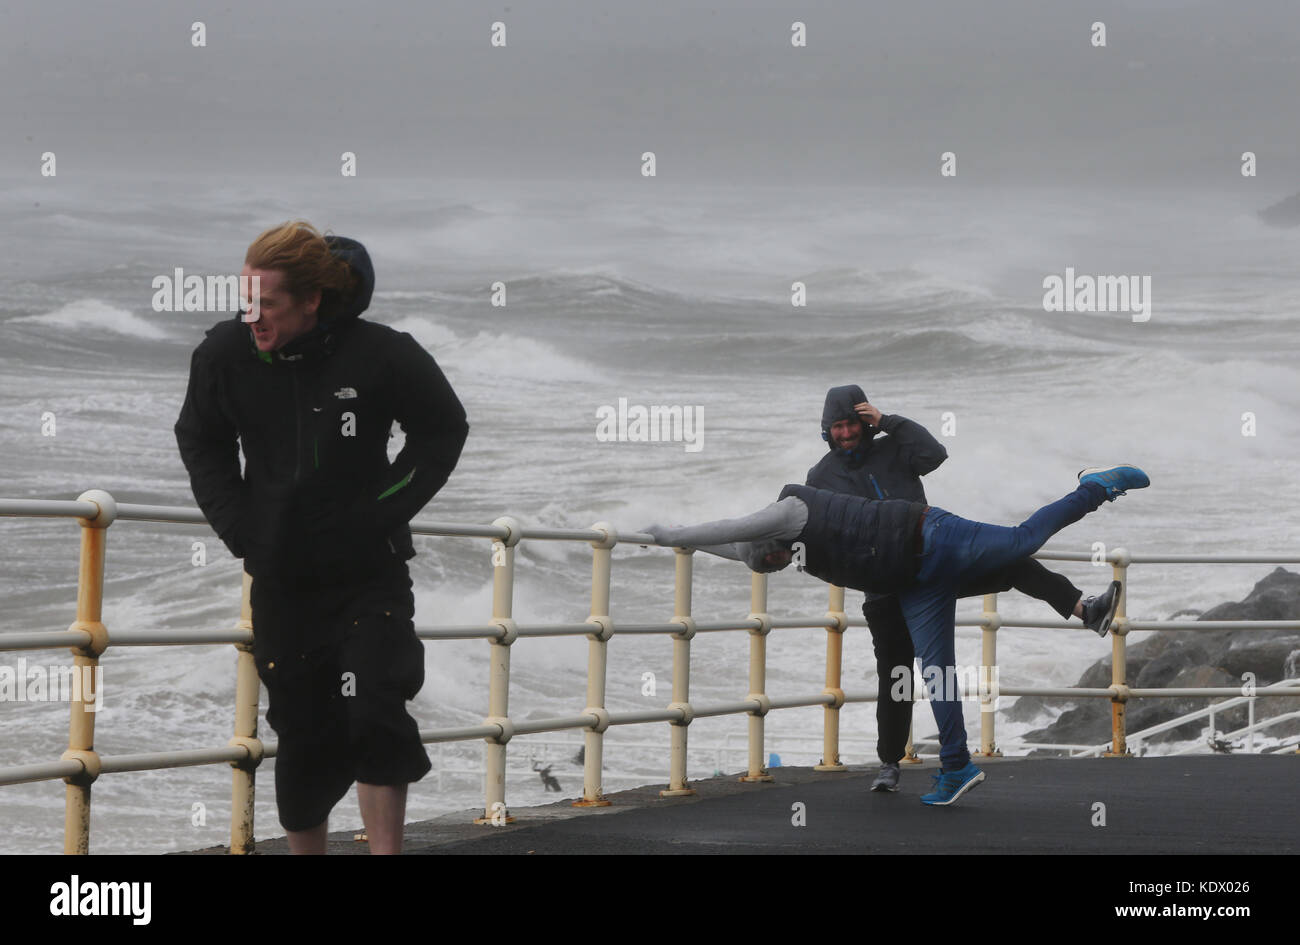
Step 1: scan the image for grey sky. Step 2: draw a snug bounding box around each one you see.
[3,0,1297,187]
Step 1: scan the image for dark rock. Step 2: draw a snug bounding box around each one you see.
[1134,642,1213,689]
[1219,633,1300,684]
[1259,192,1300,228]
[1199,567,1300,621]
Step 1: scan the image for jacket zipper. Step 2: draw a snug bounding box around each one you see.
[291,365,303,482]
[869,474,886,499]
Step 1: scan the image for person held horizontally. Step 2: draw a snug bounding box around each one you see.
[806,384,1121,792]
[644,464,1149,806]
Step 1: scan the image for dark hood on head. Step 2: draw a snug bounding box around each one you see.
[320,235,374,326]
[821,384,875,450]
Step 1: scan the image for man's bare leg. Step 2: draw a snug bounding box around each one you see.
[286,820,328,855]
[358,782,407,854]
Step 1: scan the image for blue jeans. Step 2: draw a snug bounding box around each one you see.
[896,483,1107,770]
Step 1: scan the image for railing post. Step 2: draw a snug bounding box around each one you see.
[575,523,615,807]
[477,517,519,824]
[973,592,1003,757]
[815,584,848,771]
[228,571,263,854]
[1105,548,1132,757]
[660,548,696,796]
[903,724,919,763]
[62,490,114,855]
[740,571,774,782]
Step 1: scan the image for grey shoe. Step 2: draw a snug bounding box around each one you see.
[1081,580,1123,637]
[870,762,900,792]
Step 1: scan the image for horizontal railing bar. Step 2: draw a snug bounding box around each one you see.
[607,709,684,725]
[1126,620,1300,632]
[1124,554,1300,564]
[99,746,248,774]
[419,626,505,640]
[0,499,99,519]
[692,700,761,719]
[609,623,683,635]
[104,629,252,646]
[768,617,839,629]
[999,684,1300,699]
[514,623,598,638]
[1031,550,1104,562]
[972,619,1073,629]
[0,630,93,652]
[0,760,83,786]
[0,745,260,786]
[692,620,762,633]
[519,528,608,542]
[511,715,600,736]
[1128,686,1300,698]
[114,503,209,525]
[411,522,509,539]
[1033,548,1300,565]
[767,694,836,710]
[422,725,502,743]
[3,500,1297,569]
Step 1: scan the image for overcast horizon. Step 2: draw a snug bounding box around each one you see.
[4,0,1299,191]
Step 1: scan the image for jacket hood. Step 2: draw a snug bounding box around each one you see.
[821,384,876,451]
[320,235,374,327]
[255,234,375,361]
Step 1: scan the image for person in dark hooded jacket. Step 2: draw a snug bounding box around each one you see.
[174,221,468,853]
[805,385,1119,793]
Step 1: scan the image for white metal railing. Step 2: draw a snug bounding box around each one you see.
[1,491,1298,854]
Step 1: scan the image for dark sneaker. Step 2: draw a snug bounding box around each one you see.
[920,762,985,806]
[1078,464,1150,501]
[1081,580,1123,637]
[870,762,900,792]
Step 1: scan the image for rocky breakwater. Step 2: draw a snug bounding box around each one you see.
[1010,568,1300,752]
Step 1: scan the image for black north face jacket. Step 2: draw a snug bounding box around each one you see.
[174,236,469,584]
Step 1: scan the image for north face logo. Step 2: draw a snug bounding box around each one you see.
[334,387,358,399]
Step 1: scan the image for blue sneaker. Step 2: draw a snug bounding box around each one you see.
[1078,464,1150,501]
[920,762,985,806]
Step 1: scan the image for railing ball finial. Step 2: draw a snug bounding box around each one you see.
[76,490,117,528]
[588,521,618,550]
[491,515,522,548]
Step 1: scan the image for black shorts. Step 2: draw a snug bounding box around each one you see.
[250,566,431,832]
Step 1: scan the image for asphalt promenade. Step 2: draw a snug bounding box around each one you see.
[202,755,1299,855]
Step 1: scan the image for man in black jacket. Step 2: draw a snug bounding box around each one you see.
[175,222,468,853]
[806,385,1120,793]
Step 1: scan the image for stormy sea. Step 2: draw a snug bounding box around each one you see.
[1,174,1297,852]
